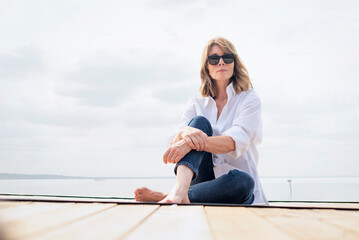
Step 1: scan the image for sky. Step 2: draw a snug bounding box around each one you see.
[0,0,358,177]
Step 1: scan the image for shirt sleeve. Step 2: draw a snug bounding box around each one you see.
[222,91,262,158]
[167,98,197,145]
[178,98,197,129]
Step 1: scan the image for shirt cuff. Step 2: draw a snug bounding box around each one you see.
[222,126,250,158]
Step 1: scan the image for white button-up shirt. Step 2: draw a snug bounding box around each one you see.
[176,83,268,205]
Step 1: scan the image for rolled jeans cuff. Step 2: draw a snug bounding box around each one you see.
[174,161,198,180]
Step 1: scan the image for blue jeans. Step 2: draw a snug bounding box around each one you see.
[174,116,255,204]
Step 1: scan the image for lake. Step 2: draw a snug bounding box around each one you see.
[1,178,359,202]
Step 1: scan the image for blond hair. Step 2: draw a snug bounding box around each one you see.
[200,37,252,98]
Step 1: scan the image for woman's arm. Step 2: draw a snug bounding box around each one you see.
[164,131,236,166]
[172,127,235,154]
[163,135,235,164]
[222,91,262,158]
[164,134,235,165]
[204,135,235,154]
[172,126,208,151]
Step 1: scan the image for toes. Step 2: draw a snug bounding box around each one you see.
[158,198,172,203]
[135,194,142,201]
[134,187,148,195]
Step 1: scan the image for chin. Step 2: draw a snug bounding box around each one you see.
[214,77,231,82]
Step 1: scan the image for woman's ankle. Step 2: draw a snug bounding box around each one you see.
[175,165,194,187]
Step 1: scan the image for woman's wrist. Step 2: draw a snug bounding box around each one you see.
[176,139,192,156]
[171,132,182,144]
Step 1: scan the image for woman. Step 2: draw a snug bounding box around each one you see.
[135,37,268,205]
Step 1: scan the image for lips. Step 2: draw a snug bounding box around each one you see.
[217,69,227,72]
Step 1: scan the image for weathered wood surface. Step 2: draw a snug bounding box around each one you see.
[270,201,359,210]
[250,208,359,240]
[0,199,358,240]
[27,205,159,240]
[1,202,115,240]
[125,205,212,240]
[0,195,136,203]
[205,206,294,240]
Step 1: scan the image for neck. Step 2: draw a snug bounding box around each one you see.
[214,80,230,100]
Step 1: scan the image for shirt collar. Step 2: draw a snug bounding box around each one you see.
[203,82,235,107]
[226,82,236,99]
[204,96,211,108]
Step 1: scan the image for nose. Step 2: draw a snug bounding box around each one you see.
[218,57,225,65]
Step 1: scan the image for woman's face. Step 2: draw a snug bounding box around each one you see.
[207,45,234,83]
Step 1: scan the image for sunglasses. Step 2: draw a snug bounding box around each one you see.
[207,53,235,65]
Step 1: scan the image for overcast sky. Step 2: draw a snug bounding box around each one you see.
[1,0,358,177]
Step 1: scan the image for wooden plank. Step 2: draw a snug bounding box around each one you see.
[269,202,359,209]
[0,201,31,209]
[124,205,212,240]
[0,202,75,235]
[0,202,74,223]
[250,208,359,240]
[310,209,359,236]
[0,195,136,203]
[205,206,294,240]
[30,205,159,240]
[2,203,115,240]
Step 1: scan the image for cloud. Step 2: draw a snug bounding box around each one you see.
[0,46,44,79]
[58,50,192,106]
[152,82,199,104]
[116,88,184,128]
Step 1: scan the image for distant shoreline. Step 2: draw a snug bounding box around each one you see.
[0,173,175,180]
[0,173,358,180]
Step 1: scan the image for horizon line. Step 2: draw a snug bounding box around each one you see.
[1,173,359,179]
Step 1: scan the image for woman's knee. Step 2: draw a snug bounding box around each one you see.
[229,169,255,194]
[188,116,213,136]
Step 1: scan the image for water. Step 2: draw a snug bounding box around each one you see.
[260,178,359,202]
[0,178,174,199]
[1,178,359,202]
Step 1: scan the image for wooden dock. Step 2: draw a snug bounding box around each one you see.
[0,195,358,240]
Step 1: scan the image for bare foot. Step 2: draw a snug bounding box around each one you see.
[158,191,190,204]
[158,183,190,204]
[134,187,167,202]
[158,165,193,204]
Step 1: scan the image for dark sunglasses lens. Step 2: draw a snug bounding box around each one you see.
[208,56,220,65]
[223,54,235,64]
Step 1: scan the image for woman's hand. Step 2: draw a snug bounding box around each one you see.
[163,139,192,164]
[180,126,208,151]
